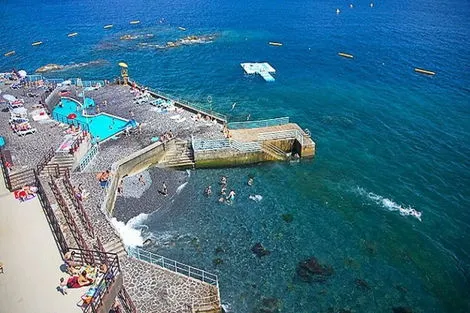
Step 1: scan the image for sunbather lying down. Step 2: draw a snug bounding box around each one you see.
[66,270,94,288]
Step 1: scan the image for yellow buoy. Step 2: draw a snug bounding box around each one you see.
[414,68,435,76]
[104,24,113,29]
[68,32,78,37]
[118,62,128,68]
[269,42,283,46]
[130,20,140,25]
[178,27,186,31]
[338,52,354,58]
[4,50,15,57]
[32,41,43,46]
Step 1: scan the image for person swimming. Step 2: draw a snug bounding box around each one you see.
[226,190,236,202]
[247,177,254,186]
[205,185,212,196]
[220,176,227,185]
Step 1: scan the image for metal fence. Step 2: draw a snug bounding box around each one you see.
[227,117,289,130]
[128,247,219,287]
[52,110,90,132]
[192,137,261,153]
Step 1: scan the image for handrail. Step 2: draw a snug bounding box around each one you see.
[128,247,219,287]
[227,117,289,130]
[62,175,95,238]
[35,171,70,254]
[118,286,138,313]
[0,151,12,190]
[258,129,309,146]
[49,177,94,264]
[77,143,99,172]
[192,137,261,153]
[36,147,55,174]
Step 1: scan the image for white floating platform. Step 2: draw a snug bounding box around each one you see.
[241,62,276,82]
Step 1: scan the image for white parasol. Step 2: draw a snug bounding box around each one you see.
[2,94,16,101]
[18,70,27,78]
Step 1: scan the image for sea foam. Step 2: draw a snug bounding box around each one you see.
[110,212,149,247]
[357,187,422,221]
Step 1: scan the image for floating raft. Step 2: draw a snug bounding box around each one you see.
[130,20,140,24]
[414,68,435,76]
[104,24,114,29]
[241,62,276,82]
[178,27,186,31]
[4,51,15,57]
[269,42,283,46]
[338,52,354,58]
[32,41,43,46]
[67,32,78,37]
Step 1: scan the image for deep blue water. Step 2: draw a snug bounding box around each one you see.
[1,0,469,312]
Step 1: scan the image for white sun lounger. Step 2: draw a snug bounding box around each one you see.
[176,117,186,123]
[17,128,37,136]
[170,115,181,120]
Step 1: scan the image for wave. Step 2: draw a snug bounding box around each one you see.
[110,212,149,247]
[356,187,422,221]
[176,182,188,194]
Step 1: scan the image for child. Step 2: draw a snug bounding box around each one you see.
[58,277,68,295]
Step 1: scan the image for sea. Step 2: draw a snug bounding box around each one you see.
[1,0,469,312]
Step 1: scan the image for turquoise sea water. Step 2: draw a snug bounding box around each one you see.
[1,0,469,312]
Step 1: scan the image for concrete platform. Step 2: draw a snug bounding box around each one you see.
[0,168,83,313]
[229,123,308,143]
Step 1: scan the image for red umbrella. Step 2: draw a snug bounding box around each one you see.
[67,113,77,119]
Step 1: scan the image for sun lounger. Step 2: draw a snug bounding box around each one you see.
[170,115,181,120]
[176,117,186,123]
[17,128,36,136]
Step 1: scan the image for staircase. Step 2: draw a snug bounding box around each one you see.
[261,142,288,161]
[159,139,195,168]
[102,238,127,258]
[192,295,221,313]
[41,153,75,176]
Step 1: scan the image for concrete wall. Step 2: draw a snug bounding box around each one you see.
[195,148,267,168]
[102,140,174,216]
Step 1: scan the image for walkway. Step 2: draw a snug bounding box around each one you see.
[229,123,307,142]
[0,168,82,313]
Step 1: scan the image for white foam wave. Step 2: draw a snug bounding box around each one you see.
[357,187,422,221]
[110,213,149,247]
[176,182,188,194]
[186,169,191,178]
[249,194,263,202]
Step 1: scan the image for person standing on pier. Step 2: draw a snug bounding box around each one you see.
[162,182,168,196]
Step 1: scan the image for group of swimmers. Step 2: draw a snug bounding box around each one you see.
[204,175,254,203]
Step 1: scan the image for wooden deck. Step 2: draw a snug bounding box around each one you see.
[229,123,308,143]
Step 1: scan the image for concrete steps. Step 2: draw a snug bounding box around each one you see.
[159,139,195,168]
[261,142,287,161]
[103,239,127,257]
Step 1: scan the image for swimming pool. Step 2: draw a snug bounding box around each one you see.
[52,98,130,141]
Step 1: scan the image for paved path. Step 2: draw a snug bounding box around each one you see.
[0,169,83,313]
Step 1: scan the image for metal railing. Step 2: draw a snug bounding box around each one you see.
[258,129,309,146]
[0,151,11,190]
[49,177,93,264]
[52,110,90,132]
[261,142,287,160]
[127,247,219,287]
[227,117,289,130]
[77,143,99,172]
[130,81,227,122]
[62,175,95,238]
[118,287,138,313]
[192,137,261,153]
[36,147,55,174]
[35,171,69,254]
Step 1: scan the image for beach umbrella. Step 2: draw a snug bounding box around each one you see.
[18,70,27,78]
[3,94,16,101]
[67,113,77,119]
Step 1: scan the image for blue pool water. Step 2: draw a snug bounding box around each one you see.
[1,0,469,312]
[52,98,129,141]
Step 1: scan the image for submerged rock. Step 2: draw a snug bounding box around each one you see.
[296,256,334,283]
[215,246,225,254]
[354,278,370,290]
[252,297,281,313]
[251,243,271,258]
[392,307,412,313]
[281,213,294,223]
[36,63,64,73]
[213,258,223,266]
